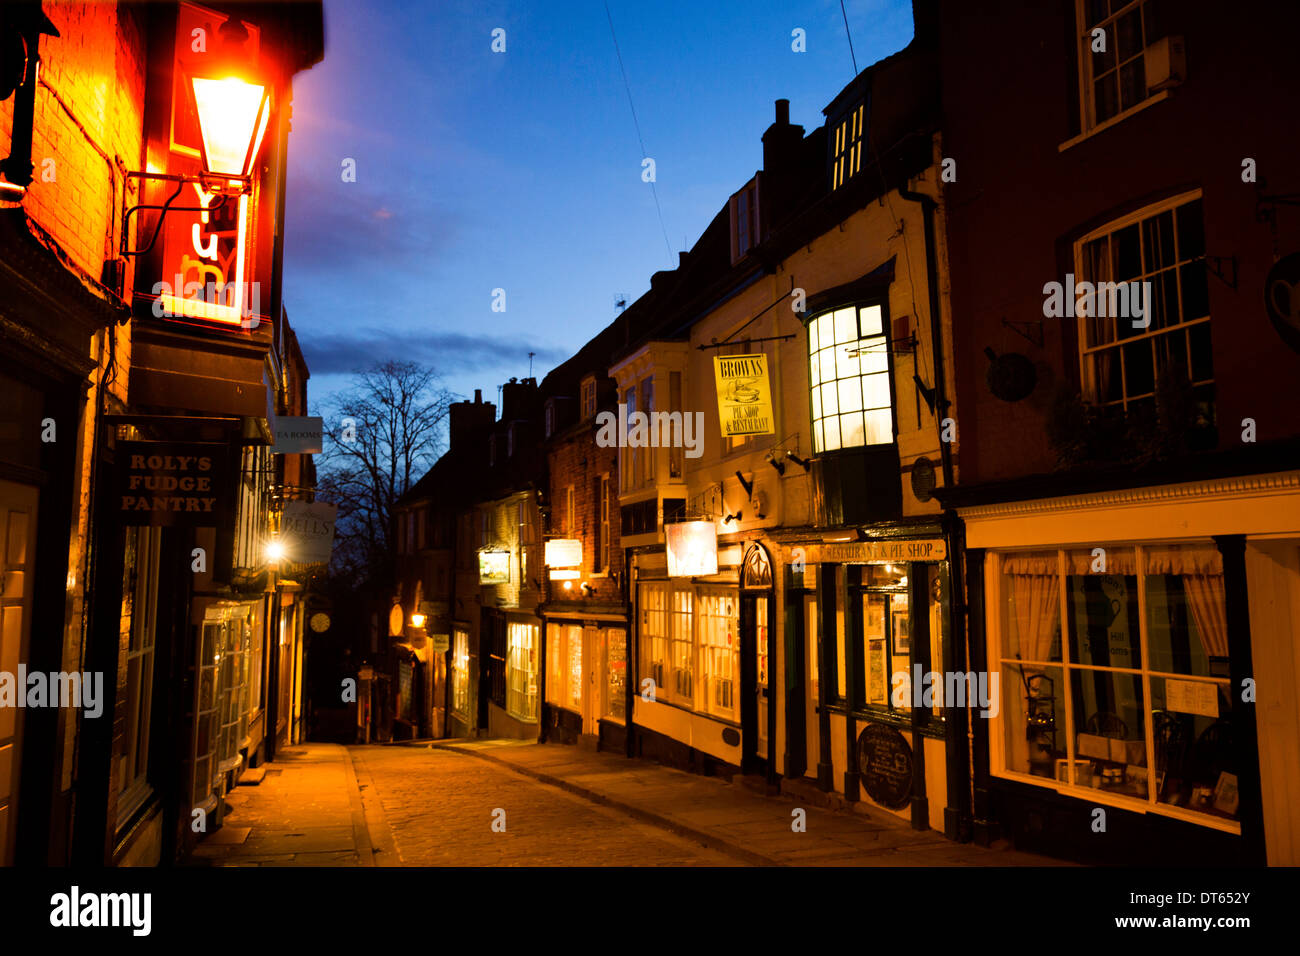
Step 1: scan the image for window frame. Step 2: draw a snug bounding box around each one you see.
[986,542,1239,834]
[1074,0,1158,134]
[506,620,539,722]
[806,299,898,454]
[1073,189,1210,415]
[452,627,470,717]
[830,99,865,190]
[580,376,598,421]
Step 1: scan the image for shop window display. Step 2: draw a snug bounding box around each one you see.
[991,543,1236,828]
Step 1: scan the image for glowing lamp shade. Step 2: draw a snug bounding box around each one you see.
[665,521,718,578]
[265,538,286,563]
[191,76,270,178]
[410,612,427,629]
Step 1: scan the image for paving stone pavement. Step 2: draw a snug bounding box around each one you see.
[189,745,372,867]
[189,740,1063,867]
[350,744,737,865]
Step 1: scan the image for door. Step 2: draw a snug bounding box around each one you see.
[0,480,38,867]
[581,625,601,735]
[740,593,771,773]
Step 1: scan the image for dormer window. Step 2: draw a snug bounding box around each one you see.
[830,101,865,190]
[730,176,761,263]
[544,401,556,438]
[580,376,597,420]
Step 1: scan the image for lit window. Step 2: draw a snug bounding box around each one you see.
[452,628,470,717]
[808,303,893,453]
[1076,191,1211,423]
[831,101,864,190]
[506,621,539,721]
[697,587,738,720]
[989,543,1234,830]
[1076,0,1161,129]
[581,376,598,420]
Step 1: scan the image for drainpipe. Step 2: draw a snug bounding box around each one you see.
[896,178,972,841]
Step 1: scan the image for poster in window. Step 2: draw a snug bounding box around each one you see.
[891,608,910,656]
[867,638,886,704]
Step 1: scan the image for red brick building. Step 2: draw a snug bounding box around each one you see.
[0,0,323,866]
[936,0,1300,865]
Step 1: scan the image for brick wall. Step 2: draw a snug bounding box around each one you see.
[547,424,622,603]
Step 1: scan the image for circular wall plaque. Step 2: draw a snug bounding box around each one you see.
[985,349,1037,401]
[309,612,331,633]
[721,727,740,747]
[857,723,914,810]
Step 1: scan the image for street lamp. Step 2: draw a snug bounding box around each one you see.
[410,611,427,629]
[190,74,270,187]
[121,19,270,258]
[266,538,286,563]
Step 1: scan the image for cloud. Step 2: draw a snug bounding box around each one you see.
[300,326,570,377]
[282,162,458,278]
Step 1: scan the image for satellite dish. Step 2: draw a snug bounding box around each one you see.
[984,347,1037,402]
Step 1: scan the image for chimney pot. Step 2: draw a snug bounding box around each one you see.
[475,388,482,403]
[775,98,789,125]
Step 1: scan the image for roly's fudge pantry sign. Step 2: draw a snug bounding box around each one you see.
[117,441,234,526]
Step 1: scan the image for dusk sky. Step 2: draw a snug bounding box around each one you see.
[282,0,918,411]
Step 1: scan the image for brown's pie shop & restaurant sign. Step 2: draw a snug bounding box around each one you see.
[116,441,235,526]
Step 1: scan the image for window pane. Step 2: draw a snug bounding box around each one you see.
[834,308,857,344]
[1000,550,1062,662]
[1090,25,1115,77]
[808,318,819,354]
[859,340,888,374]
[812,418,824,454]
[1143,211,1176,272]
[1071,669,1148,798]
[823,416,842,451]
[836,343,861,379]
[811,384,821,420]
[1149,676,1236,819]
[1123,338,1154,398]
[862,372,890,410]
[809,350,820,387]
[859,304,883,337]
[1096,346,1123,403]
[1144,544,1226,678]
[821,382,839,417]
[1119,56,1145,111]
[1116,8,1142,61]
[839,411,864,448]
[863,409,892,445]
[1113,224,1141,282]
[837,376,862,414]
[1003,663,1064,778]
[1064,548,1140,669]
[1094,71,1119,123]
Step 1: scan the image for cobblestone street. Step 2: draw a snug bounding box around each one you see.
[192,741,1059,867]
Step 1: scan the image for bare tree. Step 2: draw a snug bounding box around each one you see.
[316,360,455,583]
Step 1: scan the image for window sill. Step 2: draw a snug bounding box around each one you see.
[1057,90,1171,153]
[991,767,1242,835]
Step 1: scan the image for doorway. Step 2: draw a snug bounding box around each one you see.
[0,480,38,867]
[740,592,771,774]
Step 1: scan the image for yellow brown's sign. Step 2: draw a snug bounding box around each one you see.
[116,441,235,526]
[713,353,775,437]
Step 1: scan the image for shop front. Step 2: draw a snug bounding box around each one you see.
[541,611,628,751]
[779,529,956,832]
[630,541,745,775]
[959,469,1300,865]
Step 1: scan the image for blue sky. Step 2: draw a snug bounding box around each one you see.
[282,0,918,412]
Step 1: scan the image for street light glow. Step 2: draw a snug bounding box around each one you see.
[191,76,270,178]
[266,538,286,562]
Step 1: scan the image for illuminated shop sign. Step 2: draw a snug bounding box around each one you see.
[665,520,718,577]
[713,353,775,437]
[478,550,511,585]
[544,538,583,568]
[149,2,267,328]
